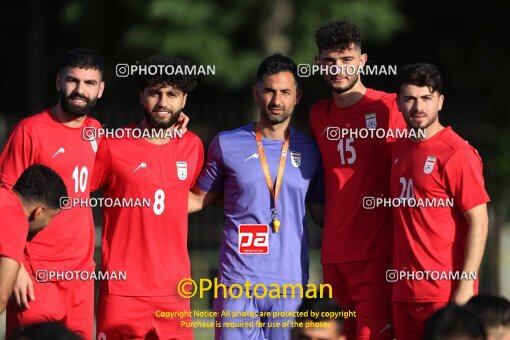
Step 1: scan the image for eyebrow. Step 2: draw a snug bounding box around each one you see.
[65,75,98,85]
[264,87,291,92]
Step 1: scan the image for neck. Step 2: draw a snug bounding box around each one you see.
[257,118,290,140]
[332,81,367,108]
[51,103,87,128]
[137,119,174,145]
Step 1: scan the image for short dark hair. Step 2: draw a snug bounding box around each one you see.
[424,304,487,340]
[13,164,68,210]
[466,294,510,329]
[10,321,80,340]
[138,55,198,94]
[256,53,301,90]
[59,48,104,76]
[295,298,343,334]
[315,21,361,53]
[397,63,444,95]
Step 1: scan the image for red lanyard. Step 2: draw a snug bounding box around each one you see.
[255,124,290,232]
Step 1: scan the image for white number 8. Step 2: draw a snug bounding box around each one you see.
[153,189,165,215]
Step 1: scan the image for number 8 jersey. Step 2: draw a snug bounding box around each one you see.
[91,125,204,296]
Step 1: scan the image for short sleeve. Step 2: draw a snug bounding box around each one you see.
[90,139,112,192]
[0,123,36,186]
[197,134,225,192]
[0,207,28,264]
[444,147,490,212]
[190,137,205,188]
[387,95,407,142]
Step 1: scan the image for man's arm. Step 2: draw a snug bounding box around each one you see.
[0,256,21,313]
[308,203,324,228]
[188,188,221,213]
[453,203,488,305]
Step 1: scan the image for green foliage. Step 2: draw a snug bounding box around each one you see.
[99,0,405,88]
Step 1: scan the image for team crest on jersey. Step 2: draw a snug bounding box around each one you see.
[423,156,437,174]
[365,113,377,129]
[176,161,187,180]
[291,151,301,168]
[90,140,98,153]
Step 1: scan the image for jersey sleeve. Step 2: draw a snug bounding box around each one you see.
[90,139,112,192]
[444,147,490,212]
[387,95,407,142]
[306,156,325,204]
[197,134,224,192]
[0,208,27,264]
[190,137,205,189]
[0,123,36,186]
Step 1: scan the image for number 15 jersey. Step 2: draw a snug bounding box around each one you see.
[91,125,203,296]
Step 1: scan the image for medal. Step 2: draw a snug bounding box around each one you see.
[255,124,289,233]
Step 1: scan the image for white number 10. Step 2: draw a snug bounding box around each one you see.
[72,166,88,193]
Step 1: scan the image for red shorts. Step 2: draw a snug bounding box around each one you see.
[392,301,447,340]
[322,257,393,340]
[6,277,94,339]
[97,293,193,340]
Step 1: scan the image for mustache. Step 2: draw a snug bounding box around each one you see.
[152,108,173,113]
[410,110,427,116]
[68,93,89,102]
[268,105,285,110]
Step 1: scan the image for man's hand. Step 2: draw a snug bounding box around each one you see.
[12,264,35,309]
[175,112,190,134]
[452,282,475,305]
[188,188,221,213]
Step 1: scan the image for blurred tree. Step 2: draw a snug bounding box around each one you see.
[70,0,405,89]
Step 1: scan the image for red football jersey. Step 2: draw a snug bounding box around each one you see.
[0,185,28,264]
[391,127,490,302]
[309,89,406,263]
[91,126,204,296]
[0,109,101,274]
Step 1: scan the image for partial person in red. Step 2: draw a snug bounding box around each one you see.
[309,21,405,339]
[0,48,105,339]
[92,55,203,340]
[391,63,489,339]
[0,164,66,313]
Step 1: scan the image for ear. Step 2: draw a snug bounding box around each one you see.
[181,93,188,109]
[360,53,368,68]
[29,206,45,222]
[97,81,105,99]
[315,55,320,65]
[252,84,259,101]
[438,94,444,111]
[295,89,303,105]
[139,91,144,106]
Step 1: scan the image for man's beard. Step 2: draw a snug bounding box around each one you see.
[405,111,437,130]
[261,105,292,125]
[143,108,182,129]
[329,74,358,94]
[59,91,97,117]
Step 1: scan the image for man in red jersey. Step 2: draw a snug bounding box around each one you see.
[0,48,105,339]
[391,63,489,339]
[308,21,406,339]
[92,55,203,340]
[1,164,67,313]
